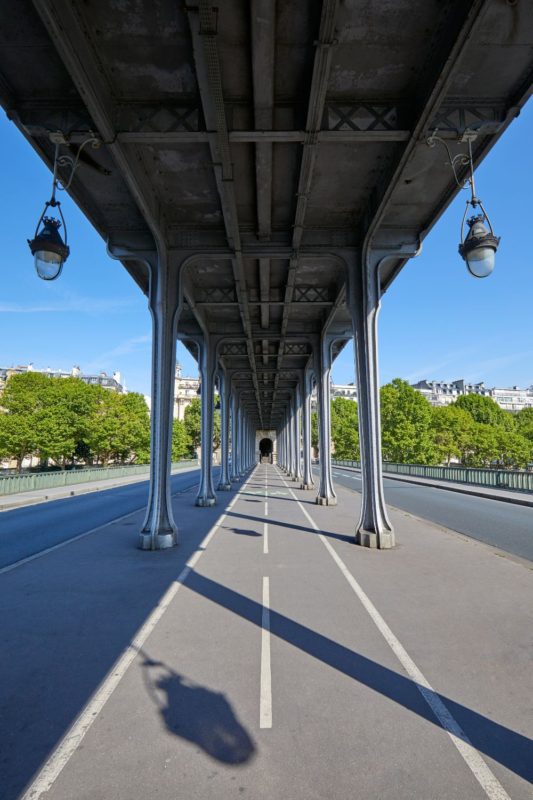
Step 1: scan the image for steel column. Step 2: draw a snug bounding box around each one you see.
[230,390,239,482]
[196,336,217,507]
[347,245,417,547]
[217,367,231,490]
[139,251,180,550]
[301,367,314,489]
[315,334,337,505]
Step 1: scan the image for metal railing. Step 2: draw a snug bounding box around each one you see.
[332,459,533,494]
[0,460,198,497]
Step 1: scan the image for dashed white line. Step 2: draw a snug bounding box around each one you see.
[263,521,269,554]
[260,576,272,729]
[264,500,268,516]
[21,468,258,800]
[276,468,511,800]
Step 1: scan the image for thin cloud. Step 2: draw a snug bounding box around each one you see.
[403,346,481,383]
[0,295,141,314]
[84,335,151,372]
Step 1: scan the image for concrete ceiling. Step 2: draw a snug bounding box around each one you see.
[1,0,532,428]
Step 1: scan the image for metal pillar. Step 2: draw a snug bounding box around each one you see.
[301,367,314,489]
[238,407,245,476]
[196,336,217,507]
[315,334,337,506]
[347,243,419,547]
[230,391,239,482]
[292,387,302,482]
[217,367,231,490]
[139,250,180,550]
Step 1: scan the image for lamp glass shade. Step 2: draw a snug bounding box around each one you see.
[34,250,64,280]
[465,247,495,279]
[28,216,69,281]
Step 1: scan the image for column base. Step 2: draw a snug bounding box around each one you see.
[196,496,216,507]
[300,483,314,490]
[217,482,231,491]
[138,531,177,551]
[315,495,337,506]
[355,528,395,549]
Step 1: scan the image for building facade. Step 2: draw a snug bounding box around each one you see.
[412,379,533,412]
[173,362,200,420]
[0,363,125,393]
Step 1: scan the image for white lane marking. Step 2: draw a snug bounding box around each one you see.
[263,522,269,555]
[264,501,268,517]
[21,468,259,800]
[0,477,200,576]
[260,576,272,729]
[276,468,511,800]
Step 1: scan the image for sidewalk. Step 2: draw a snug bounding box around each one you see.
[0,464,200,512]
[2,466,531,800]
[337,464,533,508]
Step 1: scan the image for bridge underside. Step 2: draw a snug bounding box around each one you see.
[1,1,531,546]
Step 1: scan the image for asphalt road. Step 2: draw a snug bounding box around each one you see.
[318,465,533,562]
[4,464,531,800]
[0,468,214,570]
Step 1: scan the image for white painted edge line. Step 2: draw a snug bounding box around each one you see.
[263,521,269,555]
[276,468,511,800]
[260,575,273,729]
[0,476,200,576]
[20,468,258,800]
[0,509,142,577]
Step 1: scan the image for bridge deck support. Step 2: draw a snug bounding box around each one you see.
[301,367,314,490]
[139,251,179,550]
[196,335,217,507]
[217,368,231,491]
[316,334,337,506]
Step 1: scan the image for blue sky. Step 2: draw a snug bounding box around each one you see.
[1,101,532,396]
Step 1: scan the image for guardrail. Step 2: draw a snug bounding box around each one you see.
[0,460,198,497]
[332,459,533,494]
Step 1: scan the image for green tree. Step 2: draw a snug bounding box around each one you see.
[430,405,476,466]
[36,377,95,466]
[462,423,499,467]
[515,407,533,446]
[455,394,515,430]
[330,397,359,460]
[118,392,151,463]
[172,419,192,460]
[183,397,220,452]
[311,410,318,453]
[494,428,531,469]
[85,388,126,466]
[0,372,51,470]
[380,378,434,464]
[0,412,37,472]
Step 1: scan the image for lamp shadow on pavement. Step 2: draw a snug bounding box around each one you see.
[182,571,533,786]
[141,653,256,766]
[228,527,262,537]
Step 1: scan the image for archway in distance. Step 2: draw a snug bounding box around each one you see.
[259,438,273,462]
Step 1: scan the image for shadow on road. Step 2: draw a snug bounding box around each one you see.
[141,653,255,765]
[184,570,533,786]
[228,527,262,537]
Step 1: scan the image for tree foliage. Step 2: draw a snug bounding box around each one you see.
[183,397,220,453]
[330,397,359,459]
[0,373,151,470]
[380,379,435,464]
[172,419,192,461]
